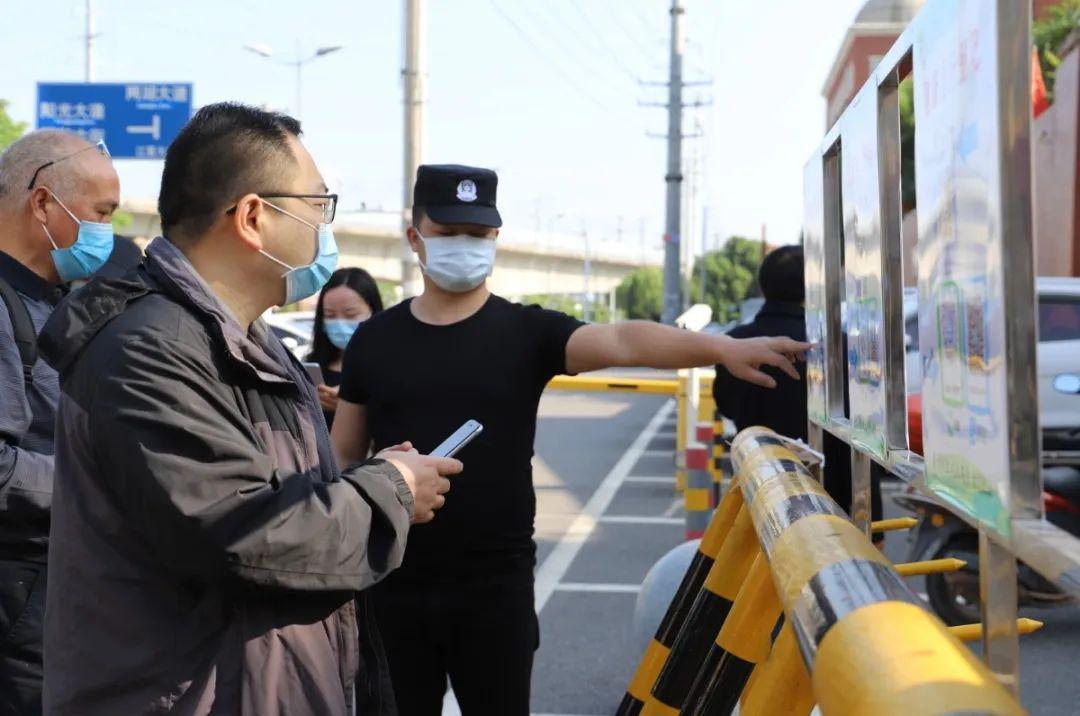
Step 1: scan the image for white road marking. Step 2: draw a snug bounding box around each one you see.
[598,515,683,526]
[554,582,642,594]
[641,449,675,458]
[661,496,683,518]
[534,399,676,615]
[623,476,677,484]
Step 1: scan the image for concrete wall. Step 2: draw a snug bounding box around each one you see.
[119,201,660,300]
[1034,34,1080,278]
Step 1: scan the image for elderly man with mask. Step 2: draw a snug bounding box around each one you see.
[0,130,118,715]
[38,103,460,715]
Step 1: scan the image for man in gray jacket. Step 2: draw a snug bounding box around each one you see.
[0,130,118,715]
[38,103,459,715]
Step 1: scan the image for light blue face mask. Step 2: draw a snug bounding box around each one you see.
[324,318,362,350]
[259,200,339,305]
[41,189,115,282]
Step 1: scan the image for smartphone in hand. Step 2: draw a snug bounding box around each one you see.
[431,420,483,458]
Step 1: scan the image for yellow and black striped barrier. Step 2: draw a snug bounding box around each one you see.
[616,484,744,715]
[730,427,1025,715]
[643,500,761,712]
[618,427,1029,715]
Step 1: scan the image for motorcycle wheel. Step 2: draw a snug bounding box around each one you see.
[925,535,982,626]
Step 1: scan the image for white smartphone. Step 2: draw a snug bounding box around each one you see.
[430,420,484,458]
[302,362,324,386]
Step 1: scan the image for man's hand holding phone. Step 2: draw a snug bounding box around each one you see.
[380,443,462,524]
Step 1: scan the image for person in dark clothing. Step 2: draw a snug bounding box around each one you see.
[0,130,119,716]
[331,164,809,716]
[309,267,384,428]
[92,234,144,279]
[713,245,882,533]
[39,103,461,716]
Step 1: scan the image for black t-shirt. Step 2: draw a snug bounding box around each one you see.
[339,295,584,583]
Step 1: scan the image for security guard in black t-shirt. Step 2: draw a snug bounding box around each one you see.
[332,164,809,715]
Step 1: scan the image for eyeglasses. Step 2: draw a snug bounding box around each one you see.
[26,140,110,190]
[227,193,339,225]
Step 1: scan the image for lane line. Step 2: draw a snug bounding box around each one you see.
[623,476,677,484]
[661,496,683,518]
[534,399,675,614]
[640,449,674,458]
[598,515,682,526]
[554,582,642,594]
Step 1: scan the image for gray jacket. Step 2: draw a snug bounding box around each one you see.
[0,250,64,563]
[39,237,412,715]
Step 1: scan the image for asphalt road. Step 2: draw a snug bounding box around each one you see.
[529,387,1080,715]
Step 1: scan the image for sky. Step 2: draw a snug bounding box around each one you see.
[0,0,867,256]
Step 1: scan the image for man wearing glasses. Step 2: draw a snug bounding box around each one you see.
[38,103,457,715]
[0,131,118,715]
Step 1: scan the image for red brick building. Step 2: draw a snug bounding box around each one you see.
[823,0,1062,128]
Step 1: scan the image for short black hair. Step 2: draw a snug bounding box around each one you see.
[411,205,426,228]
[158,102,302,237]
[758,245,805,304]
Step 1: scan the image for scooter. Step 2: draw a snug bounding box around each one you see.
[893,373,1080,626]
[893,469,1080,625]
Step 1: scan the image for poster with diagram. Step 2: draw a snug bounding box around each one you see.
[915,0,1010,535]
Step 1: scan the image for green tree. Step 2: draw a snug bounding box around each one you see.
[1035,0,1080,102]
[519,293,613,322]
[0,99,27,151]
[899,75,916,212]
[690,236,763,324]
[616,267,663,321]
[377,281,399,309]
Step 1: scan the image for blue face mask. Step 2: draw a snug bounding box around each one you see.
[42,189,115,282]
[259,200,339,305]
[324,318,362,350]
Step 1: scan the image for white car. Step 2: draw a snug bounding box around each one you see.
[264,312,314,361]
[905,277,1080,455]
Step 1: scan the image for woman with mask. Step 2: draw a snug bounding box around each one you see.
[308,267,384,426]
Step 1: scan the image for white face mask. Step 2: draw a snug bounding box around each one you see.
[416,231,497,293]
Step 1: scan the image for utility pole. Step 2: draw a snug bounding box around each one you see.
[401,0,425,298]
[661,0,685,325]
[639,0,710,323]
[582,222,592,323]
[85,0,95,82]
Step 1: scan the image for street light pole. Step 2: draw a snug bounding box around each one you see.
[582,222,592,323]
[401,0,425,298]
[85,0,95,82]
[243,43,343,120]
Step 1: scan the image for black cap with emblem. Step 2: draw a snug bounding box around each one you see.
[413,164,502,228]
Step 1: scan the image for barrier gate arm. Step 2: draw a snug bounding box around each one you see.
[732,427,1025,716]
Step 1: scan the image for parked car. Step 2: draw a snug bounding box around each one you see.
[904,277,1080,458]
[264,312,313,361]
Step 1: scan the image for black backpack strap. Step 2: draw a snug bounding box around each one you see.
[0,276,37,387]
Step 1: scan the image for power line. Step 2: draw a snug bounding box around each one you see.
[487,1,608,111]
[605,0,664,65]
[517,2,638,98]
[567,0,641,82]
[630,0,662,40]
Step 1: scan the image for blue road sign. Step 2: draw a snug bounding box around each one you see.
[36,83,192,159]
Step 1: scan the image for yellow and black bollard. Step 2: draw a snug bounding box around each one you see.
[615,484,744,716]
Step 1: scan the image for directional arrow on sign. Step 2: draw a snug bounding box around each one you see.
[126,114,162,141]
